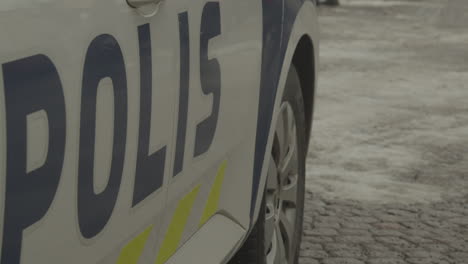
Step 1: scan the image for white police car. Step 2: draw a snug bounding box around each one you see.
[0,0,318,263]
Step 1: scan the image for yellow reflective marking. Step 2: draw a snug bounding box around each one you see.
[155,185,201,264]
[199,161,227,227]
[117,225,153,264]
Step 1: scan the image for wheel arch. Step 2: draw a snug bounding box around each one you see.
[292,34,316,150]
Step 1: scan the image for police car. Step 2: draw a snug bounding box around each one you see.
[0,0,318,263]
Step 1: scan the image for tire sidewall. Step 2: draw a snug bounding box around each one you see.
[280,65,306,264]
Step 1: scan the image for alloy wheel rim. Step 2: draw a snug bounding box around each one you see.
[265,102,299,264]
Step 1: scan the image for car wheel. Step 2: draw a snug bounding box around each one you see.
[229,65,306,264]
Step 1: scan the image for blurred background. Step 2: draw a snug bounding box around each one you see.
[301,0,468,263]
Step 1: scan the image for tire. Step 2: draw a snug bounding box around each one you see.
[229,65,306,264]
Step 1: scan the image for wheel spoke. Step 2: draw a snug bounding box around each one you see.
[264,208,275,255]
[280,175,298,205]
[265,155,278,257]
[267,156,278,192]
[279,139,297,178]
[279,210,295,260]
[285,104,295,141]
[274,224,288,264]
[275,108,288,161]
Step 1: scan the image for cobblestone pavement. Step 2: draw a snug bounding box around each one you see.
[302,1,468,263]
[300,192,468,264]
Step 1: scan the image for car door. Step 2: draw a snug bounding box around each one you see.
[0,1,178,263]
[155,0,263,263]
[0,0,264,263]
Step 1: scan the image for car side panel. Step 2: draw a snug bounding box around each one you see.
[0,0,317,263]
[0,1,178,263]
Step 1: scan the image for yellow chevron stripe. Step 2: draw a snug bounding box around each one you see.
[155,185,201,264]
[199,161,227,227]
[117,225,153,264]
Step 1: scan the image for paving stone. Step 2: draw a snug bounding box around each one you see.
[375,236,411,246]
[322,258,365,264]
[299,257,320,264]
[341,222,373,230]
[422,219,456,229]
[403,235,434,244]
[387,244,421,254]
[301,242,324,251]
[385,209,418,218]
[427,210,462,219]
[301,249,329,259]
[399,222,432,231]
[375,214,404,223]
[304,235,335,243]
[419,243,451,253]
[367,258,407,264]
[316,216,343,225]
[308,228,339,236]
[448,241,468,252]
[448,217,468,225]
[336,235,375,244]
[340,229,372,237]
[450,252,468,261]
[370,229,404,237]
[373,222,406,231]
[405,250,446,259]
[365,249,404,259]
[324,243,363,258]
[403,229,434,238]
[347,216,379,224]
[406,258,451,264]
[315,221,341,229]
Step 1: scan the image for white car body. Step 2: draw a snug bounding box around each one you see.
[0,0,318,263]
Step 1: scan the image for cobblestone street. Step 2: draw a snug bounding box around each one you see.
[302,1,468,263]
[300,192,468,264]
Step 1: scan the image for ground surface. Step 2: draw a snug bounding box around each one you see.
[301,0,468,263]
